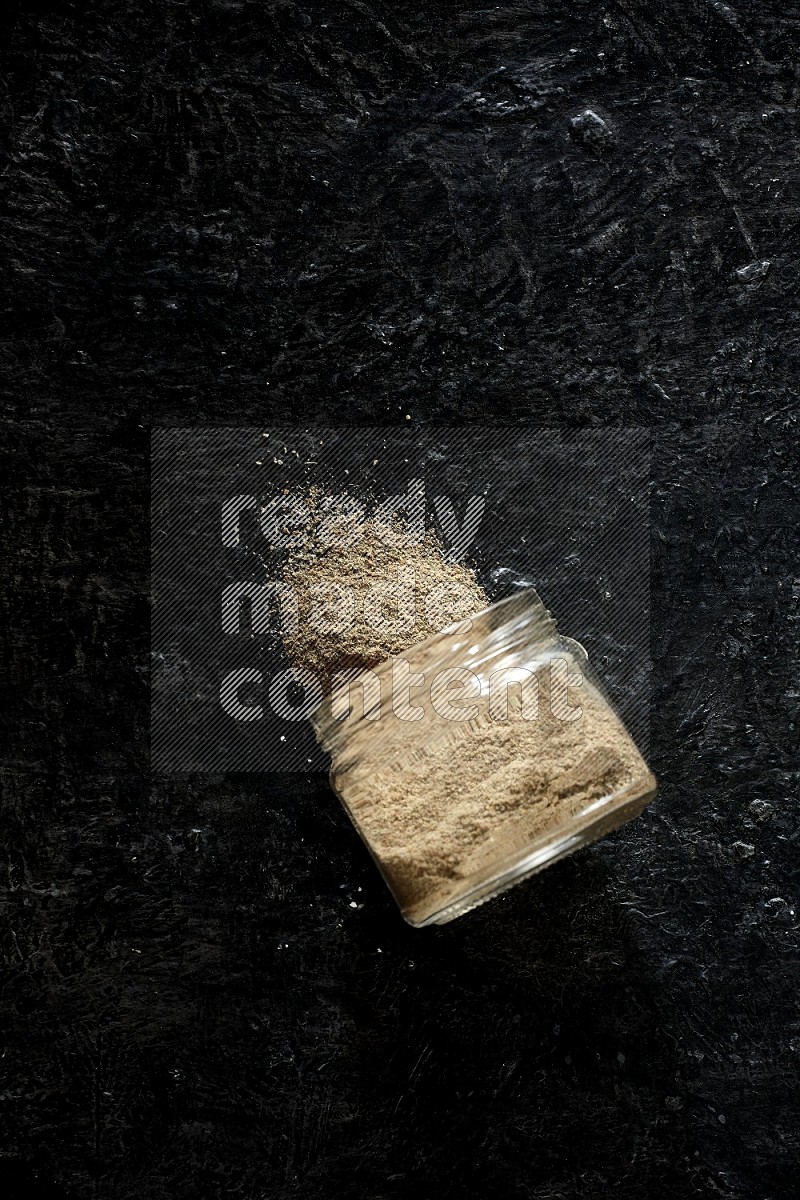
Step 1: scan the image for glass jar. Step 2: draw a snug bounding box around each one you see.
[313,588,656,926]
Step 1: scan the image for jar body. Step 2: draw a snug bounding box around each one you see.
[313,589,656,926]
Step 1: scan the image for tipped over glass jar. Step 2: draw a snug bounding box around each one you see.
[313,589,656,926]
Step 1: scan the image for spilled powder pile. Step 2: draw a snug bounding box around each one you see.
[281,497,654,925]
[282,504,487,688]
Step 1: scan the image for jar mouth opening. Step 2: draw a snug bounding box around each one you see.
[311,586,586,758]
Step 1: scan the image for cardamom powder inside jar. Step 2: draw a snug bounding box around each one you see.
[322,651,654,924]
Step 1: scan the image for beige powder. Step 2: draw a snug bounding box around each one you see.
[281,498,654,925]
[331,668,653,923]
[282,501,487,688]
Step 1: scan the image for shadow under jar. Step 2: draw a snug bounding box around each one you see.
[313,589,656,926]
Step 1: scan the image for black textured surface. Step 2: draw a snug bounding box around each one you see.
[2,4,799,1199]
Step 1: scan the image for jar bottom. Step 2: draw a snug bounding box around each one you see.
[400,777,656,927]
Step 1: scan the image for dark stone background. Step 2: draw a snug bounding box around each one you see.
[1,3,798,1198]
